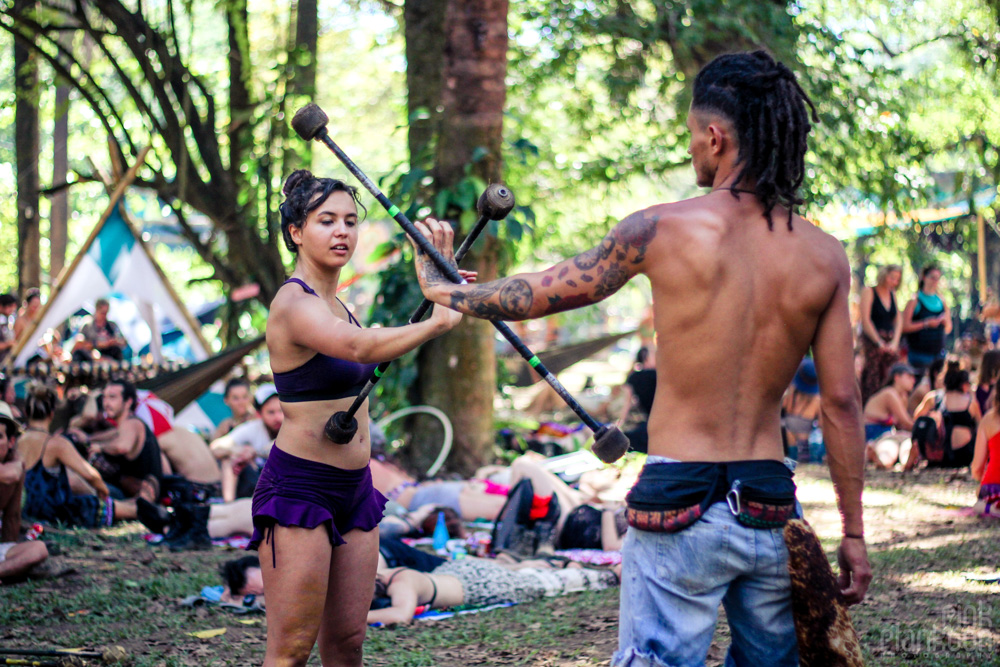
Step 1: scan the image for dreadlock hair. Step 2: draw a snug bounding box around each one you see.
[279,169,367,254]
[691,50,819,230]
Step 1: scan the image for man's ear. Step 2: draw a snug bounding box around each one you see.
[707,122,728,156]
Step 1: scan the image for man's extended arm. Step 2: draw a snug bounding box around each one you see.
[413,209,659,320]
[811,243,872,604]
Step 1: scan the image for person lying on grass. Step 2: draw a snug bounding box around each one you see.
[367,557,619,626]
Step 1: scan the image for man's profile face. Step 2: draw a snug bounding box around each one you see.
[898,372,916,393]
[686,110,717,188]
[102,384,129,419]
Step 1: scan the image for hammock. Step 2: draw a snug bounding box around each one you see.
[136,336,264,412]
[502,329,637,387]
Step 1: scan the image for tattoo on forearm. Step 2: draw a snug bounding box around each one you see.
[450,278,533,320]
[443,210,659,320]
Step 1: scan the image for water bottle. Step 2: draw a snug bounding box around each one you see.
[432,511,449,553]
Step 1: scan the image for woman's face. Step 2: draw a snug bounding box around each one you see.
[886,270,902,290]
[225,386,252,418]
[290,191,359,270]
[923,270,942,292]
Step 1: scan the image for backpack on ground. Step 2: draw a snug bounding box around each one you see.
[491,478,561,559]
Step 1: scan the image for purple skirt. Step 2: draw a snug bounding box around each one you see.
[248,444,387,564]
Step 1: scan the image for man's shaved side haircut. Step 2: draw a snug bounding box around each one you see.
[692,50,819,230]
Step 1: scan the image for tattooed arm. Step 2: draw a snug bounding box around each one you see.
[413,209,659,321]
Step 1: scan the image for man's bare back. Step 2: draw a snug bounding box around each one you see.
[640,191,850,462]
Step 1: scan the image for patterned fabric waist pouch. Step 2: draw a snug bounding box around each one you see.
[626,459,797,533]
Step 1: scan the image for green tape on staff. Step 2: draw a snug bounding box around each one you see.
[528,356,541,368]
[387,205,400,218]
[374,367,384,378]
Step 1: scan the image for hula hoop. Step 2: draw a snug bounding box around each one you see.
[376,405,453,478]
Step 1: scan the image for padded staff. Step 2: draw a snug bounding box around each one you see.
[292,103,630,462]
[324,184,515,444]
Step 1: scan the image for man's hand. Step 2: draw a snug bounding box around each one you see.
[411,218,461,300]
[837,537,872,605]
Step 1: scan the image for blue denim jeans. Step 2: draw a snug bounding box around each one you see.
[613,501,798,667]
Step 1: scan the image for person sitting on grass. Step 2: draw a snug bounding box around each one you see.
[211,377,258,441]
[974,350,1000,416]
[367,557,620,626]
[73,379,164,499]
[0,401,49,584]
[863,363,917,470]
[19,384,157,528]
[913,363,981,469]
[209,384,283,502]
[972,391,1000,517]
[781,358,822,462]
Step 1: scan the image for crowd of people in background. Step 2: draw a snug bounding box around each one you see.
[774,262,1000,520]
[0,290,136,369]
[0,260,995,603]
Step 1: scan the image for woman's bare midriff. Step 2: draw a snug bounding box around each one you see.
[274,396,373,470]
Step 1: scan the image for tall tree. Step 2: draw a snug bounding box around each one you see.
[13,0,40,293]
[50,80,69,281]
[283,0,318,173]
[1,0,291,318]
[409,0,509,471]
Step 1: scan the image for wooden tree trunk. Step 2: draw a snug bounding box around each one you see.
[283,0,317,173]
[404,0,448,163]
[14,0,40,293]
[415,0,509,474]
[50,82,70,282]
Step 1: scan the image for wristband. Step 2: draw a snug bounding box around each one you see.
[843,533,864,539]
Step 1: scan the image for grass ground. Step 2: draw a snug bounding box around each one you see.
[0,465,997,666]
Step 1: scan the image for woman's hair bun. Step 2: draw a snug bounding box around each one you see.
[283,169,314,197]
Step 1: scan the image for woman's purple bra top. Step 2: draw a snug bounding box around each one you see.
[273,278,379,402]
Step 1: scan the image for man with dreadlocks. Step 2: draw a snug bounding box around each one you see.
[414,50,870,665]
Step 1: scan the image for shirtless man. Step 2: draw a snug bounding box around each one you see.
[863,363,917,470]
[84,379,163,497]
[414,50,870,666]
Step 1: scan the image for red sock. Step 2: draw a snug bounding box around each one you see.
[529,495,552,521]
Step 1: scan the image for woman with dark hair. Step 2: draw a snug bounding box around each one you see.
[974,350,1000,416]
[903,265,951,375]
[914,362,980,468]
[859,265,903,403]
[18,384,153,527]
[251,170,465,666]
[972,385,1000,516]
